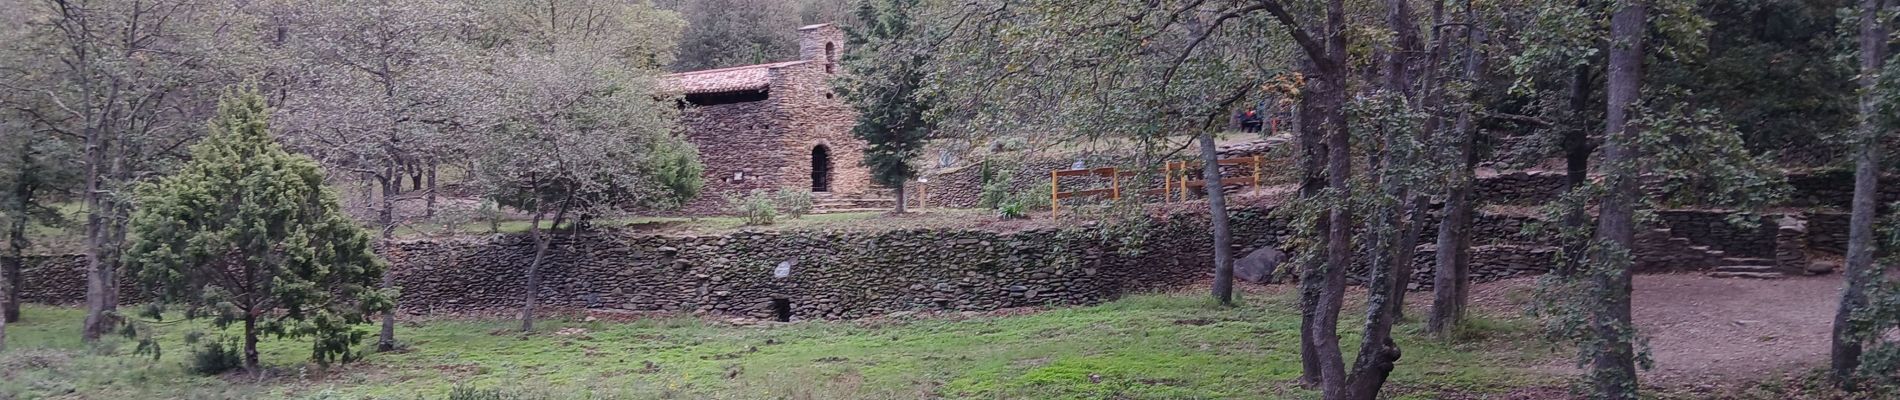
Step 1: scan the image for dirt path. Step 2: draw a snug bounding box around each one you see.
[1466,273,1841,387]
[1630,273,1841,385]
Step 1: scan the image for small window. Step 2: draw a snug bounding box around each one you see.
[824,42,837,74]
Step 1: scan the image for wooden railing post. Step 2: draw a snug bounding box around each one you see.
[1164,162,1172,201]
[1050,170,1060,215]
[1252,155,1262,189]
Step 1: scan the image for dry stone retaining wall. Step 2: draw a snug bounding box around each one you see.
[14,206,1853,318]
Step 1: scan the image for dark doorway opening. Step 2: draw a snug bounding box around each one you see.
[770,299,792,322]
[811,145,832,192]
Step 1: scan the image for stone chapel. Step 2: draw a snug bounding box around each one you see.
[665,23,868,215]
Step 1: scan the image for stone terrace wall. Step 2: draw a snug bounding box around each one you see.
[16,207,1853,318]
[380,209,1289,319]
[14,209,1291,319]
[1787,170,1900,210]
[1656,210,1779,258]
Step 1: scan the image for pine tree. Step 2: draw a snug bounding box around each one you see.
[125,87,391,375]
[837,0,934,213]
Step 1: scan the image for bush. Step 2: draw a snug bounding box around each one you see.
[727,190,777,226]
[774,188,814,219]
[978,171,1012,209]
[477,200,503,233]
[996,202,1029,220]
[187,338,242,376]
[432,203,479,236]
[1009,182,1053,211]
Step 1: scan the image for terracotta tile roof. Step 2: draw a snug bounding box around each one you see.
[666,60,810,94]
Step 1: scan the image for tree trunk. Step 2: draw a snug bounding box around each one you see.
[1832,0,1889,389]
[1201,131,1235,305]
[1589,2,1646,398]
[81,131,115,342]
[376,170,399,352]
[521,198,569,333]
[522,209,548,332]
[243,312,261,377]
[1315,0,1353,396]
[1428,0,1484,337]
[1,255,17,323]
[893,183,908,214]
[3,147,32,323]
[1295,64,1329,386]
[0,293,7,352]
[426,160,438,218]
[1380,0,1429,324]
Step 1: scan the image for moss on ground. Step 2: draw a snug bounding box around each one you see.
[1,288,1557,399]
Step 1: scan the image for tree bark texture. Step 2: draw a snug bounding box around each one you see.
[893,183,909,214]
[521,197,570,333]
[243,312,260,376]
[1305,0,1355,397]
[1589,2,1646,398]
[1831,0,1888,388]
[1202,131,1235,305]
[1295,64,1330,386]
[1429,0,1484,337]
[521,209,548,332]
[377,168,399,352]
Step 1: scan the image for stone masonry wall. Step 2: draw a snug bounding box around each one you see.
[1656,210,1779,259]
[678,100,791,215]
[380,208,1291,319]
[15,208,1852,317]
[772,60,869,198]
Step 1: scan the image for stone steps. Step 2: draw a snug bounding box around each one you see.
[1713,265,1778,273]
[1710,265,1784,279]
[811,192,897,214]
[1708,271,1786,279]
[811,207,890,215]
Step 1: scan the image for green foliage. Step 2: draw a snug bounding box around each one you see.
[994,202,1027,220]
[1004,183,1052,212]
[977,165,1012,210]
[837,0,936,190]
[1845,203,1900,385]
[727,190,778,226]
[187,337,243,376]
[124,87,392,367]
[665,0,800,71]
[645,137,707,211]
[773,188,814,219]
[476,200,504,234]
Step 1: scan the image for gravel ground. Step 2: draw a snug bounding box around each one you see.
[1467,273,1842,387]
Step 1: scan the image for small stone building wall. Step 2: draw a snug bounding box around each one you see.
[671,24,866,215]
[678,100,791,214]
[771,58,868,198]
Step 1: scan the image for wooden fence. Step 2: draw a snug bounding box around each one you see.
[1048,155,1265,214]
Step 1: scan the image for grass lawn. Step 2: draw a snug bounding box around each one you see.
[1,287,1559,400]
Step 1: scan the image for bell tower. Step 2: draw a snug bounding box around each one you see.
[797,23,845,75]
